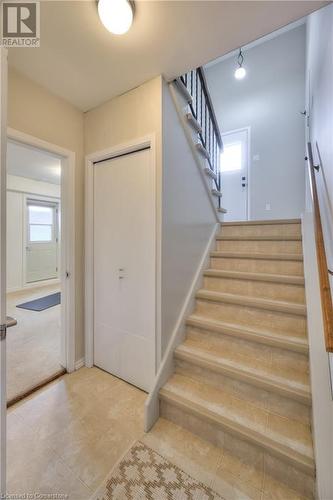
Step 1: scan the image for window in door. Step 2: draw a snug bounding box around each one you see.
[28,204,54,243]
[220,141,243,172]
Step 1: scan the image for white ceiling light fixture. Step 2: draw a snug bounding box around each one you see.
[234,48,246,80]
[98,0,134,35]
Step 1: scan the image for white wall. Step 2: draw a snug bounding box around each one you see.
[205,26,306,220]
[6,175,60,292]
[304,5,333,499]
[7,174,60,198]
[161,81,217,354]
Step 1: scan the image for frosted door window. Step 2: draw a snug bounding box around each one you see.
[28,205,54,242]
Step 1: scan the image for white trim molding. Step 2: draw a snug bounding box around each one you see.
[0,46,8,496]
[74,358,85,371]
[144,222,220,432]
[85,134,161,374]
[7,128,76,374]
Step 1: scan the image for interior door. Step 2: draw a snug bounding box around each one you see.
[221,128,249,221]
[26,199,59,283]
[0,47,7,495]
[93,148,155,392]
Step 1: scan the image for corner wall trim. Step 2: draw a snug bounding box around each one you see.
[144,222,220,432]
[74,358,85,371]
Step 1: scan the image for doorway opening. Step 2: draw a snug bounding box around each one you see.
[6,135,75,405]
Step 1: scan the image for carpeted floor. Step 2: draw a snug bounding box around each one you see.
[91,441,222,500]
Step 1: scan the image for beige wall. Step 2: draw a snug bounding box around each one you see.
[84,76,162,156]
[8,68,85,361]
[8,70,163,364]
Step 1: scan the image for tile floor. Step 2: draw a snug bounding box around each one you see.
[7,367,306,499]
[6,282,63,401]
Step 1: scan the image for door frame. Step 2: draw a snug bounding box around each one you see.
[221,126,251,220]
[7,128,76,373]
[23,195,61,287]
[0,47,8,496]
[85,134,161,377]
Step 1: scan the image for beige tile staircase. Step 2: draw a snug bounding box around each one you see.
[159,219,315,498]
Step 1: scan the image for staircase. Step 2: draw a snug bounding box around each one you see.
[158,219,315,498]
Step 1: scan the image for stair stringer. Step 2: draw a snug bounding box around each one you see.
[144,222,220,431]
[168,81,225,221]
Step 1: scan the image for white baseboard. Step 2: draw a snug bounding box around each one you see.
[7,278,61,295]
[74,358,85,370]
[144,222,220,432]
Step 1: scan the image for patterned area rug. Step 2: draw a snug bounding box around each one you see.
[91,441,222,499]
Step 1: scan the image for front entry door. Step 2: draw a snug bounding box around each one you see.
[26,199,59,283]
[221,128,249,221]
[93,148,155,392]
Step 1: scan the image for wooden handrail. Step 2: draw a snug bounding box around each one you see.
[307,142,333,352]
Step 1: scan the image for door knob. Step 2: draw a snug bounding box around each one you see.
[118,268,125,279]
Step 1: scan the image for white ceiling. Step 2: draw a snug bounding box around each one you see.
[7,141,62,185]
[8,1,327,112]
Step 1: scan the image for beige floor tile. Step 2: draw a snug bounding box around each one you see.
[7,407,92,499]
[212,460,262,500]
[142,417,222,490]
[7,367,147,498]
[220,435,264,492]
[262,474,309,500]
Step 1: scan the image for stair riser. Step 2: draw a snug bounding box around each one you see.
[210,257,304,276]
[195,299,307,336]
[175,357,311,423]
[187,317,308,353]
[216,240,302,253]
[186,327,309,377]
[203,276,305,304]
[160,399,314,497]
[220,224,301,238]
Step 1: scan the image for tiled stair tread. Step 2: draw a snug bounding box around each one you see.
[196,290,307,316]
[204,269,305,285]
[160,375,314,473]
[221,219,301,226]
[176,341,310,402]
[186,315,308,353]
[216,235,302,241]
[210,251,304,261]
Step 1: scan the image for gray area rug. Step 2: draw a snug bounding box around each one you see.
[17,292,61,311]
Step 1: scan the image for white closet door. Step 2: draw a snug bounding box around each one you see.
[93,148,155,392]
